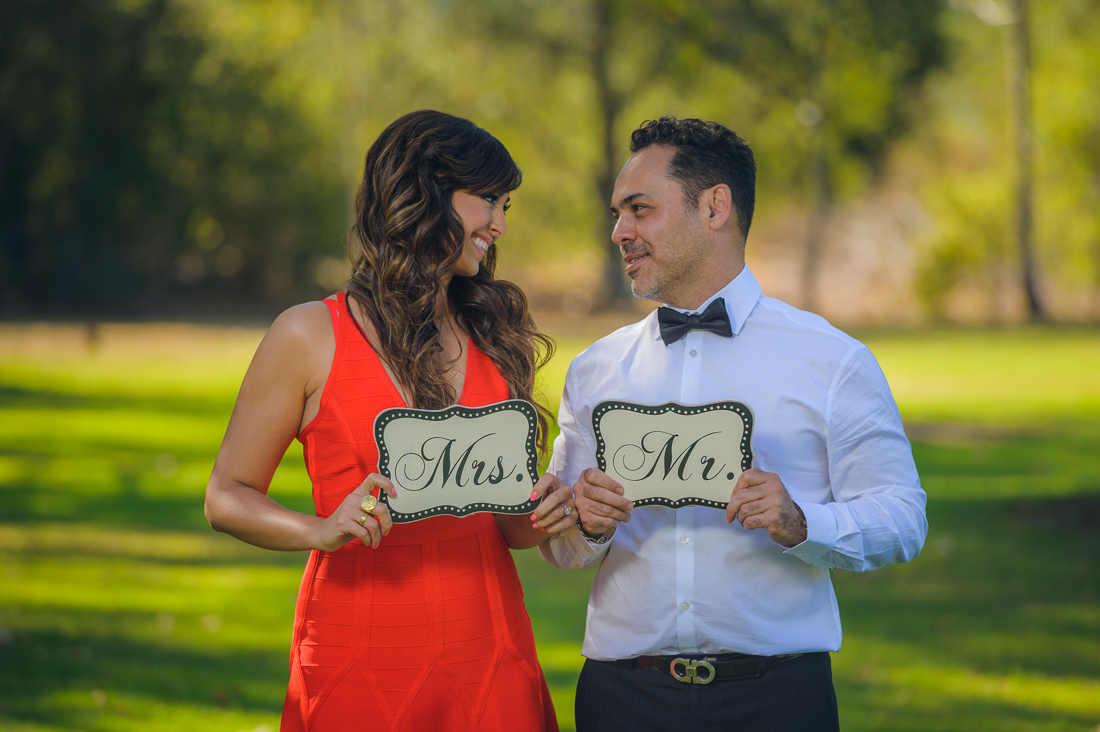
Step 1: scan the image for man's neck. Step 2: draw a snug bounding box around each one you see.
[662,260,745,311]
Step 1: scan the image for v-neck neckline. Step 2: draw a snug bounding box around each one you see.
[343,292,472,409]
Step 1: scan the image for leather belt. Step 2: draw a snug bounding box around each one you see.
[610,652,804,685]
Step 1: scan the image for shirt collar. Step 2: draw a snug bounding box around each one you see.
[654,265,762,340]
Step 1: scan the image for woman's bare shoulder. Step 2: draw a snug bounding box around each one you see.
[267,300,335,345]
[248,300,338,387]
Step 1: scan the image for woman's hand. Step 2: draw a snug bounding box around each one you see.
[529,472,577,534]
[494,472,576,550]
[315,474,397,551]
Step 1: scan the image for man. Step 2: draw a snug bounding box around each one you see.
[540,117,927,731]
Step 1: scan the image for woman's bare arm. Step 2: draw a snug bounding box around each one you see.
[204,302,393,551]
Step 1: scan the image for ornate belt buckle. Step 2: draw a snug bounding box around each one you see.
[670,657,715,685]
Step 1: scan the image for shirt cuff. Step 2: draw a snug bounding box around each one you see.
[782,501,838,568]
[569,524,612,562]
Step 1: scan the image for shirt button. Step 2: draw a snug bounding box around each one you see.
[689,349,698,357]
[681,601,690,610]
[680,535,689,545]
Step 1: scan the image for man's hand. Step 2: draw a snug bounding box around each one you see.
[574,467,633,539]
[725,469,807,547]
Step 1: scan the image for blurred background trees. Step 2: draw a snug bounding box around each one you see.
[2,0,1098,322]
[0,0,345,314]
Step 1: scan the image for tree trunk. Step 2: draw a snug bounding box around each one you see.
[1012,0,1044,321]
[592,0,632,308]
[800,121,831,313]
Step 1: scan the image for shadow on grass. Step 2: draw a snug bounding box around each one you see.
[0,614,287,728]
[0,453,314,534]
[833,494,1099,682]
[838,685,1099,732]
[0,482,312,534]
[908,422,1100,484]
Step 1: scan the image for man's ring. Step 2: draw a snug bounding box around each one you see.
[563,505,572,516]
[360,495,377,514]
[357,514,371,526]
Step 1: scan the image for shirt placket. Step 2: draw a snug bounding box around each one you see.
[675,329,705,653]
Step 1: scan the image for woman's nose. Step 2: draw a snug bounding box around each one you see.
[491,208,507,238]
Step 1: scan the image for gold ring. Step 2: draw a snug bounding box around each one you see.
[357,514,371,526]
[360,495,377,514]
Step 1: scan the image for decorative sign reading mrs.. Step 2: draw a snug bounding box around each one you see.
[592,400,755,509]
[373,399,540,523]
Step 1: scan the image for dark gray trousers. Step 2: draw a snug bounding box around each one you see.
[575,652,840,732]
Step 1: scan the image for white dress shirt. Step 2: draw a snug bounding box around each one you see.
[540,266,926,661]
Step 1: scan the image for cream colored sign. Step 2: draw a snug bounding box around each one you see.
[592,400,755,509]
[374,400,539,523]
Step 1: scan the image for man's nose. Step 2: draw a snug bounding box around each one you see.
[612,215,634,245]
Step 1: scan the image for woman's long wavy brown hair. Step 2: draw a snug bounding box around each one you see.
[346,110,555,453]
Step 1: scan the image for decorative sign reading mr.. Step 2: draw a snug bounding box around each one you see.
[373,400,540,523]
[592,400,755,509]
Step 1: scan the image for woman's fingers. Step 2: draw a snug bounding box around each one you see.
[322,473,398,551]
[530,474,576,531]
[346,510,376,547]
[316,506,370,552]
[358,511,383,548]
[354,472,397,499]
[529,472,557,501]
[371,502,394,536]
[540,503,578,533]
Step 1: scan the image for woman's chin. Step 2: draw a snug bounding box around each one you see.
[448,261,482,279]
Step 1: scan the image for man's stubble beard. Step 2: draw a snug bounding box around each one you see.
[628,230,710,306]
[629,269,668,303]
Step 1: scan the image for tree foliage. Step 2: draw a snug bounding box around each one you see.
[2,0,1098,321]
[915,0,1100,321]
[0,0,344,312]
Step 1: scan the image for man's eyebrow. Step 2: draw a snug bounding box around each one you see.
[611,192,648,213]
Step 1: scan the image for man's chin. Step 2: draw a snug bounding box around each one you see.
[629,279,662,303]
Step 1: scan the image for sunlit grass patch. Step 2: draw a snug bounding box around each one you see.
[7,687,281,732]
[862,327,1100,422]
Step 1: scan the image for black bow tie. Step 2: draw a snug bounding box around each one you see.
[657,298,734,346]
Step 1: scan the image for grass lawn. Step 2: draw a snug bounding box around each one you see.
[1,322,1098,731]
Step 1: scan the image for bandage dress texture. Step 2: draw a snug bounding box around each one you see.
[281,292,558,731]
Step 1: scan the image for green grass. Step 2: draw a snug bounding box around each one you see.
[1,323,1098,731]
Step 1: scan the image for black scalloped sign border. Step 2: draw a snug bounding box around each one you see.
[592,400,755,509]
[373,399,540,523]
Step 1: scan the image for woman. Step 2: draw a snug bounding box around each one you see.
[205,110,575,731]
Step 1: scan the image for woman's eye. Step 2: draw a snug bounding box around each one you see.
[503,203,511,213]
[483,194,499,204]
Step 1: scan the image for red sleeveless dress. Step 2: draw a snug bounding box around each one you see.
[282,293,558,731]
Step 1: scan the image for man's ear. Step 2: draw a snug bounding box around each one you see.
[703,184,734,232]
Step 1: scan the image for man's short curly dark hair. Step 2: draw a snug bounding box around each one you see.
[630,117,756,241]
